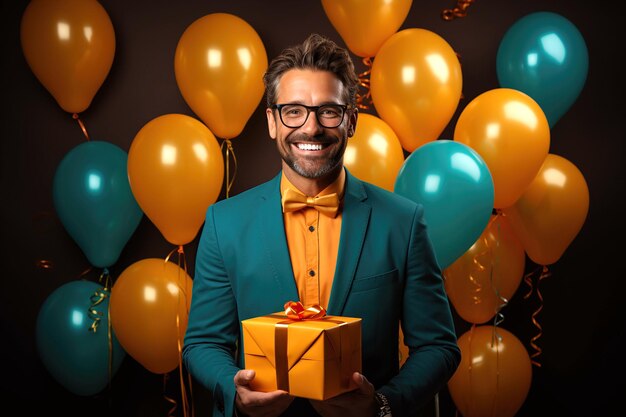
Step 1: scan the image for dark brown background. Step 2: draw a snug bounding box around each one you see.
[2,1,624,416]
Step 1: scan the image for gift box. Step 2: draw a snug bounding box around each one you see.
[241,305,361,400]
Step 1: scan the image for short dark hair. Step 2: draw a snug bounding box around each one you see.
[263,33,359,108]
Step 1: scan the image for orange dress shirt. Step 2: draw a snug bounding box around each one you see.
[280,170,345,309]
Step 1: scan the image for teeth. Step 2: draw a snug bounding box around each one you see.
[297,143,323,151]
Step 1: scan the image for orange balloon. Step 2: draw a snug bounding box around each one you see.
[128,114,224,245]
[501,153,589,265]
[344,113,405,191]
[20,0,115,113]
[110,258,193,375]
[370,28,463,152]
[174,13,268,139]
[454,88,551,209]
[448,325,532,417]
[444,215,525,324]
[321,0,413,58]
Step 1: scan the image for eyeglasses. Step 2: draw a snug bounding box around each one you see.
[271,103,350,129]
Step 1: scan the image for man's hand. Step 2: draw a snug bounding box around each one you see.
[309,372,379,417]
[234,369,294,417]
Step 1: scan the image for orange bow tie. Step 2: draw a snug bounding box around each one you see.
[281,188,340,218]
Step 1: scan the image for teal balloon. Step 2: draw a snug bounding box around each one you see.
[36,280,126,396]
[394,140,494,269]
[496,11,589,128]
[53,141,143,268]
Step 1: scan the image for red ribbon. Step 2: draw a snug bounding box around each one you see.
[283,301,327,320]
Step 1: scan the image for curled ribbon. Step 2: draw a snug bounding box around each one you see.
[284,301,327,320]
[522,265,551,367]
[356,57,373,110]
[442,0,475,21]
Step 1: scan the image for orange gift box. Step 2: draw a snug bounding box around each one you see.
[241,310,362,400]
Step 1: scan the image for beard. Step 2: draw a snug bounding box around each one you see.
[279,133,347,179]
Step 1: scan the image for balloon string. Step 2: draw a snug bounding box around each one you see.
[72,113,91,141]
[522,265,551,367]
[221,139,238,198]
[491,214,508,328]
[163,373,178,417]
[165,246,193,417]
[468,215,498,305]
[466,324,476,415]
[356,57,373,110]
[442,0,475,21]
[107,293,113,399]
[490,325,502,417]
[88,268,111,333]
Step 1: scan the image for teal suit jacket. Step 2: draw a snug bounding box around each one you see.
[183,169,460,417]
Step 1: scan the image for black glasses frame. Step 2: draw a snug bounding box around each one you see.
[271,103,350,128]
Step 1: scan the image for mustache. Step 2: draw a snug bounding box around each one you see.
[287,133,336,143]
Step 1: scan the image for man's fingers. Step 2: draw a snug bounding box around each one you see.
[353,372,375,395]
[234,369,255,387]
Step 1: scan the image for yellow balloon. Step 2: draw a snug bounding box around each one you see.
[128,114,224,246]
[110,258,193,375]
[174,13,268,139]
[344,113,405,191]
[501,154,589,265]
[321,0,413,58]
[20,0,115,114]
[454,88,551,209]
[370,28,463,152]
[444,215,526,324]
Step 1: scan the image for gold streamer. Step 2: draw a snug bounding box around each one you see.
[522,265,551,367]
[88,268,111,333]
[220,139,238,198]
[72,113,91,141]
[356,57,373,110]
[442,0,476,21]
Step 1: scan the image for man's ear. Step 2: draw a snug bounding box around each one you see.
[266,108,277,139]
[348,108,358,137]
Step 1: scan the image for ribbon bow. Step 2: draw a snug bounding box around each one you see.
[281,188,340,218]
[284,301,327,320]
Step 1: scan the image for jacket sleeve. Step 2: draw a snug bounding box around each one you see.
[379,204,461,416]
[183,205,240,417]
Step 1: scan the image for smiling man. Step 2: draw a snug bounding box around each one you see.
[183,33,461,417]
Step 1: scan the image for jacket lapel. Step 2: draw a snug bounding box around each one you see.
[258,174,300,302]
[327,171,371,315]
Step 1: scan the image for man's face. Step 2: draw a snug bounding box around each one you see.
[266,69,356,180]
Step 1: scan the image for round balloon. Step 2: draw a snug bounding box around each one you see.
[394,140,494,269]
[497,11,588,128]
[501,153,589,265]
[110,258,193,375]
[321,0,413,58]
[36,280,126,396]
[448,325,532,417]
[344,113,405,191]
[454,88,550,209]
[370,28,462,152]
[443,214,525,324]
[20,0,115,113]
[53,141,143,268]
[174,13,267,139]
[128,114,224,246]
